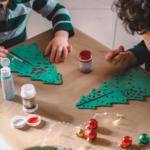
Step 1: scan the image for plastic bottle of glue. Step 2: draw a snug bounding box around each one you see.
[1,58,15,100]
[79,50,93,73]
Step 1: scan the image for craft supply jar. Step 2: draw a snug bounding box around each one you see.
[79,50,93,73]
[21,84,38,113]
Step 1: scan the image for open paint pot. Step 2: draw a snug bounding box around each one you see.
[79,50,93,73]
[11,114,41,128]
[26,114,41,127]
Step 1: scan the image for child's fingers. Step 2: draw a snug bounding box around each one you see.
[62,47,68,62]
[44,42,52,56]
[111,54,126,66]
[111,46,125,56]
[55,46,62,63]
[0,47,8,54]
[120,55,130,68]
[105,50,119,63]
[50,46,57,62]
[67,45,72,53]
[118,46,125,52]
[105,46,125,63]
[0,52,7,57]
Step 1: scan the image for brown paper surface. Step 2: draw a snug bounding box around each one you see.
[0,28,150,150]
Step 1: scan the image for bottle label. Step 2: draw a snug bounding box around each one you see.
[79,60,93,73]
[22,96,37,109]
[1,77,15,99]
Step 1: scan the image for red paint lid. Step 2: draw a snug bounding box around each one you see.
[79,50,92,60]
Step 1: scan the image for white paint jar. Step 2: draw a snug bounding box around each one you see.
[21,84,38,113]
[79,50,93,73]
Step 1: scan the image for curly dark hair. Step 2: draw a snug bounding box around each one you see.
[112,0,150,35]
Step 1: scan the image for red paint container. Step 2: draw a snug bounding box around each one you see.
[79,50,93,73]
[26,114,41,127]
[27,117,39,123]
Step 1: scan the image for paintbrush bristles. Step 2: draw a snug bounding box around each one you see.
[99,50,108,53]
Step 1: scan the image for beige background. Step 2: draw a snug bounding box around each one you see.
[0,28,150,150]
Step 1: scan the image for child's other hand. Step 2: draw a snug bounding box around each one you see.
[105,46,131,69]
[44,30,72,63]
[0,46,8,60]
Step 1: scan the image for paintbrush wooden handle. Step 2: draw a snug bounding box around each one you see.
[99,50,108,53]
[99,50,129,55]
[7,53,15,58]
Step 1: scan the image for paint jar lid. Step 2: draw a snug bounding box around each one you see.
[79,50,92,60]
[26,114,41,127]
[23,104,38,113]
[11,116,26,129]
[1,58,11,77]
[1,57,10,67]
[21,84,36,99]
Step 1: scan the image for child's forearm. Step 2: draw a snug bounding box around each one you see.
[54,30,69,39]
[128,51,139,67]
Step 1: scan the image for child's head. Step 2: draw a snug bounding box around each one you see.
[112,0,150,35]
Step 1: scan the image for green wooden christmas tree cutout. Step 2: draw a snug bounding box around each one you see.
[0,43,62,84]
[76,68,150,109]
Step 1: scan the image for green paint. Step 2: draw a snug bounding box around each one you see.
[76,68,150,109]
[0,42,62,84]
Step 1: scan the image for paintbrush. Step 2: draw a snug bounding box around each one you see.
[99,50,129,55]
[7,53,28,64]
[0,46,28,65]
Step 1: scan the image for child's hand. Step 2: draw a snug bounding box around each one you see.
[105,46,138,68]
[0,46,8,60]
[44,30,72,63]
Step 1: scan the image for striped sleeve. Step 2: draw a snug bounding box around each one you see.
[32,0,74,37]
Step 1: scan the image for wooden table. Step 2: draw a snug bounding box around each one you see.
[0,28,150,150]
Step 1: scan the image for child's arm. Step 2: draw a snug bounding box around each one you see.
[32,0,74,63]
[105,46,138,69]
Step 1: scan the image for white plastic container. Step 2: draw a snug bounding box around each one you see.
[1,58,15,100]
[79,50,93,73]
[11,116,27,128]
[21,84,38,113]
